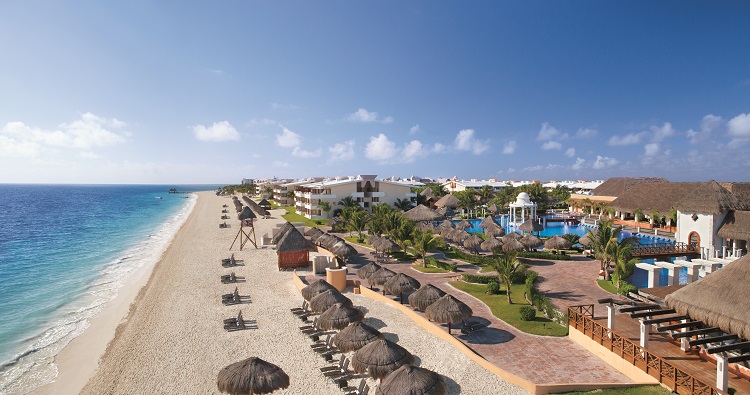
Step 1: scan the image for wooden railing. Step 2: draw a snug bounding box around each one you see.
[632,242,698,257]
[568,305,723,395]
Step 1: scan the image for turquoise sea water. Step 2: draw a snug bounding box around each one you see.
[0,184,216,393]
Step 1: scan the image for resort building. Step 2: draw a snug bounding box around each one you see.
[543,180,603,195]
[442,178,509,193]
[294,175,417,219]
[273,178,324,206]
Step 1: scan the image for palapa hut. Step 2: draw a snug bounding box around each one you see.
[424,294,473,334]
[258,198,272,210]
[408,284,446,311]
[238,206,257,222]
[478,216,497,229]
[487,203,500,214]
[517,219,543,235]
[375,364,446,395]
[242,196,270,217]
[233,198,243,213]
[502,238,526,253]
[545,235,572,251]
[317,302,365,330]
[502,232,521,242]
[519,234,543,250]
[462,234,483,254]
[403,205,443,223]
[436,206,454,218]
[217,357,290,395]
[271,222,295,244]
[305,227,324,239]
[352,339,414,381]
[333,321,383,352]
[384,273,420,304]
[717,210,750,253]
[455,219,472,230]
[439,220,455,229]
[434,194,459,209]
[301,280,336,301]
[357,262,381,285]
[309,289,352,313]
[275,226,313,270]
[451,229,469,243]
[480,237,503,255]
[484,223,505,237]
[369,267,397,288]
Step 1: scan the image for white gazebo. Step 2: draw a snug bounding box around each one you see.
[509,192,537,225]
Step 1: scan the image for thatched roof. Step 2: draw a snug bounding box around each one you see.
[239,206,257,221]
[375,364,446,395]
[592,177,668,198]
[217,357,290,395]
[384,273,420,296]
[330,241,357,257]
[352,339,414,380]
[424,295,473,324]
[455,219,472,230]
[665,255,750,340]
[258,198,271,209]
[484,224,505,237]
[408,284,446,311]
[439,220,455,229]
[276,227,313,253]
[478,216,496,228]
[333,322,383,352]
[544,235,572,250]
[462,234,483,249]
[502,238,526,253]
[718,211,750,240]
[242,196,270,217]
[403,205,443,222]
[674,180,750,215]
[379,238,400,252]
[519,234,543,249]
[487,203,500,214]
[271,222,295,244]
[579,234,591,246]
[357,262,381,280]
[309,289,352,313]
[318,303,365,330]
[609,182,703,214]
[436,206,454,218]
[420,187,434,197]
[305,227,324,238]
[502,232,521,242]
[518,220,543,233]
[434,194,459,209]
[233,199,243,212]
[369,267,396,286]
[301,280,336,301]
[451,229,469,242]
[480,237,503,252]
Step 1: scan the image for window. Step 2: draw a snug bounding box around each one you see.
[688,232,700,248]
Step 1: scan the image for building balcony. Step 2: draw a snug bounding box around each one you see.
[308,193,335,199]
[295,191,303,197]
[405,192,417,198]
[368,192,385,198]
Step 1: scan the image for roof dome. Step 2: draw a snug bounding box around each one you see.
[515,192,532,205]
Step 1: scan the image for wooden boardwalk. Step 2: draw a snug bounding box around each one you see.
[632,242,699,258]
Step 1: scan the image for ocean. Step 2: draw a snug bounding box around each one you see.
[0,184,217,394]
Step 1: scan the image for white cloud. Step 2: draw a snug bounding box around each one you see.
[541,140,562,150]
[728,113,750,137]
[454,129,489,155]
[328,140,355,162]
[537,122,569,141]
[79,151,101,159]
[365,133,398,161]
[644,143,660,157]
[565,147,576,157]
[432,143,446,153]
[273,161,290,168]
[0,134,42,158]
[571,157,586,170]
[347,108,393,124]
[409,124,421,135]
[592,155,618,169]
[402,140,425,163]
[650,122,675,142]
[608,132,644,146]
[193,121,240,142]
[702,114,723,133]
[291,146,322,158]
[275,127,302,148]
[502,140,517,155]
[576,128,598,138]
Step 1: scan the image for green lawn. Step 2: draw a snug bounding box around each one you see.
[344,236,370,247]
[411,263,449,273]
[449,281,568,336]
[553,385,671,395]
[280,206,323,228]
[597,279,618,294]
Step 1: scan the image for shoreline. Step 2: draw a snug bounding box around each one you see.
[31,194,198,395]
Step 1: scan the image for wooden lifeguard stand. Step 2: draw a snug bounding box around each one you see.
[230,207,257,250]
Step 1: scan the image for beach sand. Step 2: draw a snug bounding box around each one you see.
[37,192,528,394]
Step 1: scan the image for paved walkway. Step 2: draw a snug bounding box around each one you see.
[303,239,635,387]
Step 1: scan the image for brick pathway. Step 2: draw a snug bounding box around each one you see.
[303,241,635,386]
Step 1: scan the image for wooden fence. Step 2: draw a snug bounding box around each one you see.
[631,242,697,257]
[568,305,724,395]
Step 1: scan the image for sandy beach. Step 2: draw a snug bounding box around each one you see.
[35,192,527,394]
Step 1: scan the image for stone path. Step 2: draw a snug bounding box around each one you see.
[304,239,634,387]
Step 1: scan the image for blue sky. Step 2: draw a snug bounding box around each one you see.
[1,1,749,184]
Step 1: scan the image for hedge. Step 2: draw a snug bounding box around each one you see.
[518,251,571,260]
[461,273,498,284]
[425,257,458,272]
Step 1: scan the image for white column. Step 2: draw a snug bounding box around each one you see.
[686,265,699,283]
[716,354,729,392]
[606,304,616,333]
[680,318,690,352]
[640,320,650,350]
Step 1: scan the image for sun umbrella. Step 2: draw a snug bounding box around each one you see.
[357,262,382,281]
[331,241,357,258]
[462,234,483,253]
[487,203,500,214]
[452,229,469,242]
[238,206,257,221]
[352,339,414,381]
[367,234,383,248]
[375,364,446,395]
[455,219,472,230]
[379,238,400,254]
[424,294,473,334]
[545,235,572,251]
[417,222,435,231]
[434,194,459,209]
[480,237,503,254]
[301,280,336,301]
[518,219,543,234]
[403,205,443,222]
[436,206,454,218]
[408,284,446,311]
[333,322,383,352]
[384,273,421,304]
[305,227,324,238]
[317,303,365,330]
[309,289,352,313]
[484,224,505,237]
[502,238,526,253]
[439,220,454,229]
[478,216,496,229]
[217,357,290,395]
[520,234,543,250]
[369,267,397,287]
[579,234,591,246]
[502,232,522,243]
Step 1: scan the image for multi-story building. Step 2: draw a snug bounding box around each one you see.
[294,175,418,219]
[273,178,324,206]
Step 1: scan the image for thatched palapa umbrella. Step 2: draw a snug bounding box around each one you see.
[257,198,272,210]
[331,241,357,259]
[309,289,352,313]
[519,234,543,250]
[452,229,469,243]
[375,364,446,395]
[233,199,243,213]
[384,273,421,304]
[545,235,572,251]
[403,205,443,222]
[352,339,414,381]
[484,224,505,237]
[455,219,472,230]
[379,238,399,254]
[424,294,473,334]
[436,206,454,218]
[408,284,446,311]
[305,227,324,238]
[502,238,526,253]
[518,219,543,235]
[357,262,381,284]
[462,234,483,253]
[242,196,270,217]
[579,233,591,246]
[271,222,295,244]
[502,232,522,242]
[439,220,455,229]
[487,203,500,214]
[301,280,336,301]
[369,267,397,289]
[478,216,496,229]
[417,222,435,231]
[480,237,503,254]
[333,321,383,352]
[318,303,365,330]
[217,357,289,395]
[434,194,459,209]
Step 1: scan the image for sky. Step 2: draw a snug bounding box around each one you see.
[1,1,749,184]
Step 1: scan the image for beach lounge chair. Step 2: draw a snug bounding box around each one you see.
[341,379,367,395]
[323,358,350,379]
[220,272,244,284]
[299,318,319,332]
[291,300,308,314]
[460,319,484,334]
[311,335,336,353]
[223,311,257,331]
[221,287,250,305]
[219,221,229,228]
[320,355,346,373]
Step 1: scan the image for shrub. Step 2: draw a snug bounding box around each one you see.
[519,306,536,321]
[618,283,638,296]
[425,257,458,272]
[461,274,498,284]
[510,267,529,284]
[518,251,571,260]
[486,282,500,295]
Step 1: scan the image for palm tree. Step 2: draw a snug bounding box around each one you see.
[348,210,368,242]
[668,209,678,228]
[261,185,273,198]
[478,185,495,204]
[582,198,593,214]
[318,201,332,218]
[634,209,644,223]
[393,198,412,211]
[392,219,415,254]
[491,253,521,304]
[338,206,362,232]
[611,237,639,289]
[410,230,444,268]
[587,220,630,281]
[650,210,661,226]
[338,196,359,208]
